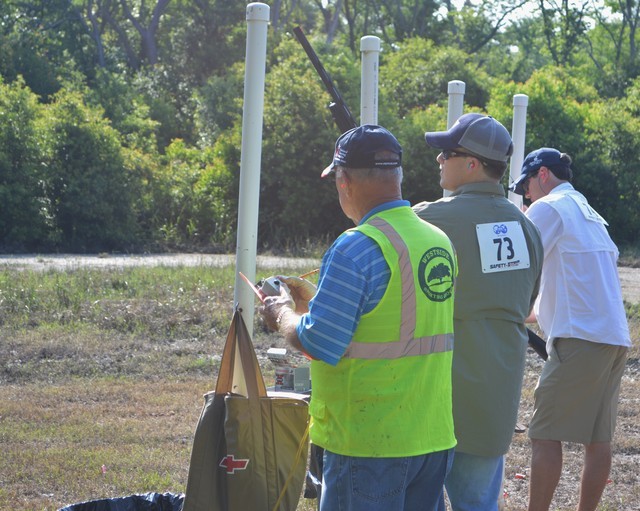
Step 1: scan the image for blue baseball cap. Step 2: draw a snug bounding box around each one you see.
[321,125,402,177]
[425,113,513,163]
[510,147,563,195]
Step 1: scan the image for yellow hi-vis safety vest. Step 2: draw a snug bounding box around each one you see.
[309,206,457,457]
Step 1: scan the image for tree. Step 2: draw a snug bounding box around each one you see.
[193,62,244,146]
[338,0,446,51]
[148,138,238,249]
[0,0,91,97]
[0,78,49,251]
[43,89,140,251]
[488,65,597,155]
[579,81,640,245]
[159,0,247,85]
[447,0,530,55]
[380,37,492,118]
[258,36,358,244]
[390,105,449,206]
[537,0,590,66]
[489,16,554,83]
[428,262,452,283]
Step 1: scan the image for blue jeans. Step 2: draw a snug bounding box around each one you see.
[319,448,454,511]
[439,451,504,511]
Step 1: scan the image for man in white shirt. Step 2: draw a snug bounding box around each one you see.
[511,148,631,511]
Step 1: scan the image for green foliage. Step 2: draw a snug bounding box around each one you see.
[380,38,491,118]
[489,66,596,155]
[161,0,247,86]
[194,63,244,146]
[132,68,197,149]
[489,68,640,245]
[1,0,640,252]
[379,38,496,205]
[150,138,238,250]
[579,87,640,245]
[88,70,160,153]
[0,0,94,97]
[390,105,449,205]
[43,89,140,252]
[258,36,358,245]
[0,77,49,251]
[472,16,550,84]
[574,20,638,98]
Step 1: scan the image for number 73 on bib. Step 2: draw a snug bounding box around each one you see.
[476,221,531,274]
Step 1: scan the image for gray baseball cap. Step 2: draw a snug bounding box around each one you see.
[425,113,513,163]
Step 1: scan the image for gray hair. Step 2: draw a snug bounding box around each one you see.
[338,166,404,184]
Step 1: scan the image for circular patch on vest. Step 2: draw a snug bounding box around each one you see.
[418,247,455,302]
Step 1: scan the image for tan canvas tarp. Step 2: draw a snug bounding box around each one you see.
[182,309,310,511]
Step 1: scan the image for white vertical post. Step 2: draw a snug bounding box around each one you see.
[444,80,466,197]
[447,80,466,129]
[508,94,529,208]
[360,36,380,125]
[234,2,269,337]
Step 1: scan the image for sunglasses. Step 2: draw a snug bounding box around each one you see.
[441,150,476,160]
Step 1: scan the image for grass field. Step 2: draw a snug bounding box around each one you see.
[0,260,638,510]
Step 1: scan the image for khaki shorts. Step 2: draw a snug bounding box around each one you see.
[528,337,628,444]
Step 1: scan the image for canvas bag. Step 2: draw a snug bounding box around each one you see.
[182,308,310,511]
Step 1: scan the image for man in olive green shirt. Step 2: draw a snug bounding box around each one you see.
[413,114,543,511]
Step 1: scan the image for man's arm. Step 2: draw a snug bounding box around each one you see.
[261,232,389,366]
[276,308,308,354]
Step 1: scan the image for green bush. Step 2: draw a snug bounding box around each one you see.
[42,89,141,251]
[0,77,49,251]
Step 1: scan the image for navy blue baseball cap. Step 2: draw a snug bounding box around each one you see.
[425,113,513,163]
[321,124,402,177]
[510,147,563,195]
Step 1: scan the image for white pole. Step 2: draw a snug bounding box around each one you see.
[508,94,529,209]
[234,2,269,336]
[444,80,466,197]
[360,36,380,125]
[447,80,466,129]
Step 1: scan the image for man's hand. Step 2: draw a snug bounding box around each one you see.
[278,275,317,313]
[260,281,315,360]
[260,285,295,332]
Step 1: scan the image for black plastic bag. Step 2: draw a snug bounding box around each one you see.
[57,492,184,511]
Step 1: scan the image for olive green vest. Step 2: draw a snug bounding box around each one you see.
[310,206,457,457]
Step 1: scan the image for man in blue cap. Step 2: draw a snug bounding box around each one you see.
[261,125,458,511]
[414,113,543,511]
[511,148,631,511]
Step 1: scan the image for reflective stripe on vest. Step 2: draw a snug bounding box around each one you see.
[342,216,454,360]
[344,333,454,359]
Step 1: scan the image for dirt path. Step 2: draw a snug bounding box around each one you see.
[618,266,640,304]
[2,253,639,304]
[0,253,319,272]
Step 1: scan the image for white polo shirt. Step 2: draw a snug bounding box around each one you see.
[526,183,631,353]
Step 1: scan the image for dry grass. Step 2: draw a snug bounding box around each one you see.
[502,346,640,511]
[0,261,638,511]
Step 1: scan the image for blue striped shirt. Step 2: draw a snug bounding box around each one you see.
[296,200,409,365]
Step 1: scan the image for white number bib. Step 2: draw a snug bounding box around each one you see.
[476,221,531,273]
[567,192,608,225]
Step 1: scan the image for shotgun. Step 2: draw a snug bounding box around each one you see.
[527,328,548,361]
[293,26,358,134]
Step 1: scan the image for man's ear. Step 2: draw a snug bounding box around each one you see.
[339,169,353,195]
[539,166,549,181]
